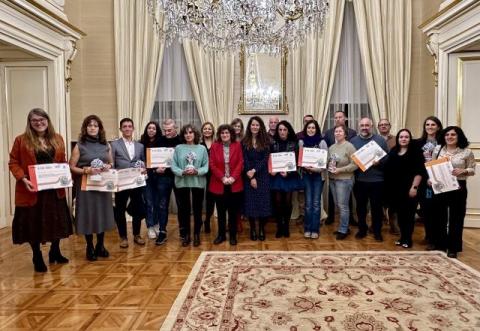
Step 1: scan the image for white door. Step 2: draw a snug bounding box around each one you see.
[447,52,480,228]
[0,61,55,228]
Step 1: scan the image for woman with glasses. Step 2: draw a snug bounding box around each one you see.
[9,108,73,272]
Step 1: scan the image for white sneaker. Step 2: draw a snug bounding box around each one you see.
[154,224,160,236]
[304,232,311,238]
[311,232,319,239]
[147,227,157,239]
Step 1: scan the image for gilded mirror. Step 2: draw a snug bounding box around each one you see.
[238,49,288,114]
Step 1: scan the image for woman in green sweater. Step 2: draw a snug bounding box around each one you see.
[171,124,209,247]
[328,125,358,239]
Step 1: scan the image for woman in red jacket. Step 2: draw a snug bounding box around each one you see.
[8,108,73,272]
[209,124,244,245]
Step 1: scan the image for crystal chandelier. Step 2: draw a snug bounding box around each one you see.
[147,0,329,55]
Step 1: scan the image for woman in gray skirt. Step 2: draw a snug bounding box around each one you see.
[69,115,116,261]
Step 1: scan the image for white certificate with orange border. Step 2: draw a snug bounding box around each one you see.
[268,152,297,172]
[298,147,327,169]
[81,168,146,192]
[351,140,386,172]
[146,147,174,168]
[425,157,459,194]
[28,163,72,191]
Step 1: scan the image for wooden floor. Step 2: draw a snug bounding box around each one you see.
[1,217,479,330]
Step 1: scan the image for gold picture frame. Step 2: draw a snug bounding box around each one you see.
[238,48,288,115]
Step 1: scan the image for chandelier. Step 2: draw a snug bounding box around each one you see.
[147,0,329,55]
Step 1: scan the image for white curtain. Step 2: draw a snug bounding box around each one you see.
[152,41,202,130]
[353,0,412,132]
[183,40,235,126]
[327,1,370,131]
[114,1,164,135]
[291,0,346,131]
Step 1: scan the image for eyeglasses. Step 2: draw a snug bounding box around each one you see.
[378,123,390,127]
[30,118,47,124]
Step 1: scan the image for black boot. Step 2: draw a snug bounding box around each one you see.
[94,232,109,258]
[31,243,47,272]
[258,218,266,241]
[48,239,69,264]
[213,234,226,245]
[249,218,257,241]
[85,234,97,261]
[182,234,191,247]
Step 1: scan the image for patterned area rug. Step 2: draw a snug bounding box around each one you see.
[161,251,480,330]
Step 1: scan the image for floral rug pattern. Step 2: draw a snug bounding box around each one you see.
[161,251,480,330]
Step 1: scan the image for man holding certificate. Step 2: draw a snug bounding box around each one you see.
[111,118,146,248]
[350,118,389,242]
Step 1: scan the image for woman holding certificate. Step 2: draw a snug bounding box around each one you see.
[328,125,358,240]
[431,126,476,258]
[415,116,443,250]
[298,120,328,239]
[171,124,209,247]
[140,121,163,239]
[384,129,425,248]
[242,116,271,241]
[209,124,244,245]
[270,120,303,238]
[200,122,215,234]
[9,108,73,272]
[69,115,115,261]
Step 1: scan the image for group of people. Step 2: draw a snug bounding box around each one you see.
[9,108,476,273]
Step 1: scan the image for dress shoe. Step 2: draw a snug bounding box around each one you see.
[86,247,97,261]
[355,231,367,239]
[48,250,69,264]
[134,235,146,245]
[213,235,226,245]
[193,234,201,247]
[32,255,47,272]
[95,245,109,258]
[119,238,129,248]
[374,234,384,242]
[336,232,348,240]
[229,237,237,245]
[155,232,167,245]
[447,251,457,258]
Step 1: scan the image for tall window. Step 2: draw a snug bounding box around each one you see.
[324,2,371,131]
[151,41,202,129]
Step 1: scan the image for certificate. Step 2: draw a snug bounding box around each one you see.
[298,147,327,169]
[81,168,146,192]
[28,163,72,191]
[268,152,297,172]
[146,147,175,168]
[425,157,459,194]
[351,140,386,172]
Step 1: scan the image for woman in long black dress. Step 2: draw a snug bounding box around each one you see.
[69,115,116,261]
[9,108,73,272]
[242,116,271,241]
[385,129,425,248]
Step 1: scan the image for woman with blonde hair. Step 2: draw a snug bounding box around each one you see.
[9,108,73,272]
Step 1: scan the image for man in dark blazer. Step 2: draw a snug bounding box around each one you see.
[111,118,146,248]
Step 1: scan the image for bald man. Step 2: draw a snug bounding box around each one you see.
[350,118,389,242]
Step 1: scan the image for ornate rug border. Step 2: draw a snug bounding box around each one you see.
[160,250,480,330]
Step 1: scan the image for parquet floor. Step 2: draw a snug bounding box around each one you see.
[0,216,479,330]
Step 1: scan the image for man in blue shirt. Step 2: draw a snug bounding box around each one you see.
[350,117,388,242]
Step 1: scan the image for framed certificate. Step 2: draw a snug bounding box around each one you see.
[298,147,327,169]
[351,141,386,172]
[146,147,175,168]
[268,152,297,172]
[81,168,146,192]
[425,157,460,194]
[28,163,72,191]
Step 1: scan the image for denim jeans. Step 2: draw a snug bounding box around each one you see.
[147,175,176,233]
[303,173,324,234]
[329,178,353,234]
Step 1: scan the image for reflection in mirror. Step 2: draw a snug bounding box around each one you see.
[239,49,288,114]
